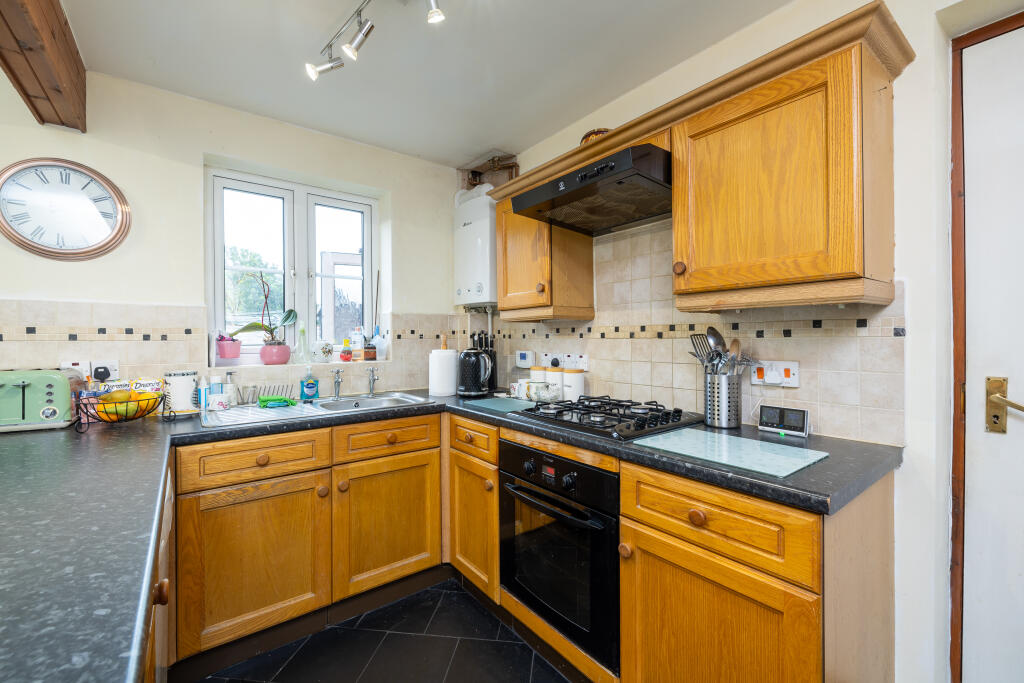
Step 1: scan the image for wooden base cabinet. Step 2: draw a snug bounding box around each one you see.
[619,518,821,683]
[332,449,441,600]
[449,448,500,601]
[176,470,332,658]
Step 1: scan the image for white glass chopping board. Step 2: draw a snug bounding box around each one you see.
[634,429,828,478]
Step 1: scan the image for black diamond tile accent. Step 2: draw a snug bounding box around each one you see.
[783,329,792,337]
[688,324,695,331]
[812,320,822,328]
[629,331,635,338]
[397,334,402,339]
[555,328,560,333]
[579,333,583,339]
[894,327,906,337]
[444,639,534,683]
[731,322,739,330]
[587,327,591,333]
[425,591,501,639]
[26,327,35,334]
[657,331,663,338]
[142,334,151,341]
[614,326,619,332]
[545,334,549,338]
[419,334,423,339]
[357,632,457,683]
[97,327,106,334]
[357,589,443,634]
[410,329,415,334]
[184,328,192,334]
[856,318,868,328]
[436,334,439,339]
[756,330,764,338]
[600,332,605,338]
[669,324,675,331]
[213,634,306,681]
[125,327,134,334]
[274,628,384,683]
[67,334,77,341]
[161,334,167,341]
[640,325,646,331]
[571,327,575,333]
[0,334,4,342]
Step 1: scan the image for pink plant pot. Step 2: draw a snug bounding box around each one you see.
[216,340,242,359]
[260,344,291,365]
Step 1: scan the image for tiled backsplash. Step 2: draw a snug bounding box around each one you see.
[2,222,906,446]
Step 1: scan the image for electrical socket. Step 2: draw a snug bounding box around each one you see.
[60,360,89,373]
[90,360,120,382]
[539,352,589,370]
[749,361,800,388]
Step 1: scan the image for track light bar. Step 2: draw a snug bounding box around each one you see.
[426,0,445,24]
[342,16,374,61]
[306,56,344,81]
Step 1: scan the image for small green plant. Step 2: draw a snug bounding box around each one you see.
[229,271,297,344]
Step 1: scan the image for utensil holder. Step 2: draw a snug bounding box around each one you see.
[704,373,741,428]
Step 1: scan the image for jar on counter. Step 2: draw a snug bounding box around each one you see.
[563,368,585,401]
[530,366,546,382]
[545,366,563,400]
[364,343,377,361]
[339,339,353,362]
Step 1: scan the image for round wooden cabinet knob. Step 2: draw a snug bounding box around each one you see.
[256,453,270,466]
[673,261,687,275]
[618,543,633,559]
[484,480,494,491]
[153,578,169,606]
[464,433,474,444]
[688,509,707,526]
[536,282,546,293]
[386,432,398,444]
[337,480,350,492]
[316,486,330,498]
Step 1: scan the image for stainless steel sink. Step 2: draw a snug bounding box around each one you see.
[316,392,431,412]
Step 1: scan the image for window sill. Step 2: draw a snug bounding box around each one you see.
[212,357,392,369]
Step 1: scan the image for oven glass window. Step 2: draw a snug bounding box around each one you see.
[511,482,592,630]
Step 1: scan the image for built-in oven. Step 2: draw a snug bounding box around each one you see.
[498,438,619,674]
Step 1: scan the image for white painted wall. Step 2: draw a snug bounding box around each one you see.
[0,72,457,314]
[518,1,968,679]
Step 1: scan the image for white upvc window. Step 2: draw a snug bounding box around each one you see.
[206,168,375,360]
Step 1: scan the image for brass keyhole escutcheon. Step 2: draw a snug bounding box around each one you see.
[987,376,1009,434]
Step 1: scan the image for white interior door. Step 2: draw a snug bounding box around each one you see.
[962,24,1024,680]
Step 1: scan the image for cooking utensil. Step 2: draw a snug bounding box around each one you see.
[690,333,712,361]
[706,326,727,353]
[729,338,741,357]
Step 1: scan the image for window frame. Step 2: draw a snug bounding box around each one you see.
[205,167,377,363]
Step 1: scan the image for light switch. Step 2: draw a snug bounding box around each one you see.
[750,361,800,388]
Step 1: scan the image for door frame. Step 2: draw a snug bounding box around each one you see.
[950,12,1024,682]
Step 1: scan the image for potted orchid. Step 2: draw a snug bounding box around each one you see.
[215,333,242,359]
[229,271,298,365]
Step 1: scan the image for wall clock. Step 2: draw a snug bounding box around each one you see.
[0,158,131,261]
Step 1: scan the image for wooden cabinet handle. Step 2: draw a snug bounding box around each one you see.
[337,480,350,492]
[317,486,329,498]
[484,480,494,491]
[618,543,632,559]
[688,509,707,526]
[386,432,398,444]
[255,453,270,466]
[673,261,687,275]
[152,578,169,606]
[464,433,474,444]
[536,282,546,293]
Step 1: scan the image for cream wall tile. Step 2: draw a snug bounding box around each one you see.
[630,279,651,303]
[631,361,651,385]
[652,362,673,387]
[651,385,674,407]
[650,275,673,301]
[631,384,652,402]
[630,339,653,361]
[860,372,905,410]
[818,403,860,440]
[630,232,651,256]
[652,339,673,363]
[859,338,905,373]
[673,389,698,412]
[820,371,860,405]
[819,337,860,372]
[860,408,905,445]
[630,253,651,279]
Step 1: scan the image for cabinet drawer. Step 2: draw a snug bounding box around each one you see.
[333,415,440,464]
[620,463,822,591]
[450,415,498,464]
[177,429,331,493]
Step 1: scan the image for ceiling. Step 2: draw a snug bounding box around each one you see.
[61,0,790,168]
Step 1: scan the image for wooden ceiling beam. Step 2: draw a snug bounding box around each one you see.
[0,0,86,132]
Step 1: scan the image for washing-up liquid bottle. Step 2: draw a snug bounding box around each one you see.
[300,365,319,400]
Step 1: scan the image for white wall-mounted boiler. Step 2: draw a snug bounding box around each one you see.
[453,183,497,307]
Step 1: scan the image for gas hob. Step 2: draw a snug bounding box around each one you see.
[512,395,704,440]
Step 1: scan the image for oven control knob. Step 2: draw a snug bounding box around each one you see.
[561,472,577,490]
[523,460,537,475]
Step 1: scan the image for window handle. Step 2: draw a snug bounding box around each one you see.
[290,268,296,279]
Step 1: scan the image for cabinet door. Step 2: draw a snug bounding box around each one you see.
[333,449,441,600]
[672,46,861,293]
[620,519,821,683]
[449,449,499,601]
[496,198,552,309]
[176,470,332,658]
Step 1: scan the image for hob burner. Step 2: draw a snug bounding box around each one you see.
[514,395,704,440]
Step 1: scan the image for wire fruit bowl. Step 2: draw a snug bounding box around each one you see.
[76,393,166,429]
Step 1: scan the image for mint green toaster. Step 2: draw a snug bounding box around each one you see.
[0,370,73,432]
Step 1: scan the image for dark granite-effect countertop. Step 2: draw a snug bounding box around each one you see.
[0,392,900,682]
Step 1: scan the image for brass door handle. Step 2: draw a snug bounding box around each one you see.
[992,394,1024,413]
[986,376,1021,433]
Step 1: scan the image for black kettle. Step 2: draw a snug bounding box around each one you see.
[457,348,493,397]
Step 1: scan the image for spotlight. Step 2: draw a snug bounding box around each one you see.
[342,17,374,61]
[426,0,445,24]
[305,56,344,81]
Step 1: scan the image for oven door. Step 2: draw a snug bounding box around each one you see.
[499,472,619,674]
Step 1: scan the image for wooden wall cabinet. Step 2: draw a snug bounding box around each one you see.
[176,469,332,658]
[496,198,594,321]
[332,449,441,600]
[672,44,895,310]
[448,447,500,601]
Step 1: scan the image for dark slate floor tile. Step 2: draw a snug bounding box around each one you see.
[430,578,464,592]
[496,623,522,643]
[272,628,384,683]
[357,632,458,683]
[357,589,444,634]
[332,614,362,629]
[443,639,534,683]
[212,636,306,682]
[531,654,570,683]
[426,591,501,639]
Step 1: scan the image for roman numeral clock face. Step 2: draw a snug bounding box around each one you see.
[0,159,131,260]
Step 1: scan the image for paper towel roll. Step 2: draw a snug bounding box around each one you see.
[429,349,458,396]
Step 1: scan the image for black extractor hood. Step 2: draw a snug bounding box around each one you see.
[510,144,671,235]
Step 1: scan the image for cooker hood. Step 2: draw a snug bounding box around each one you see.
[510,144,671,235]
